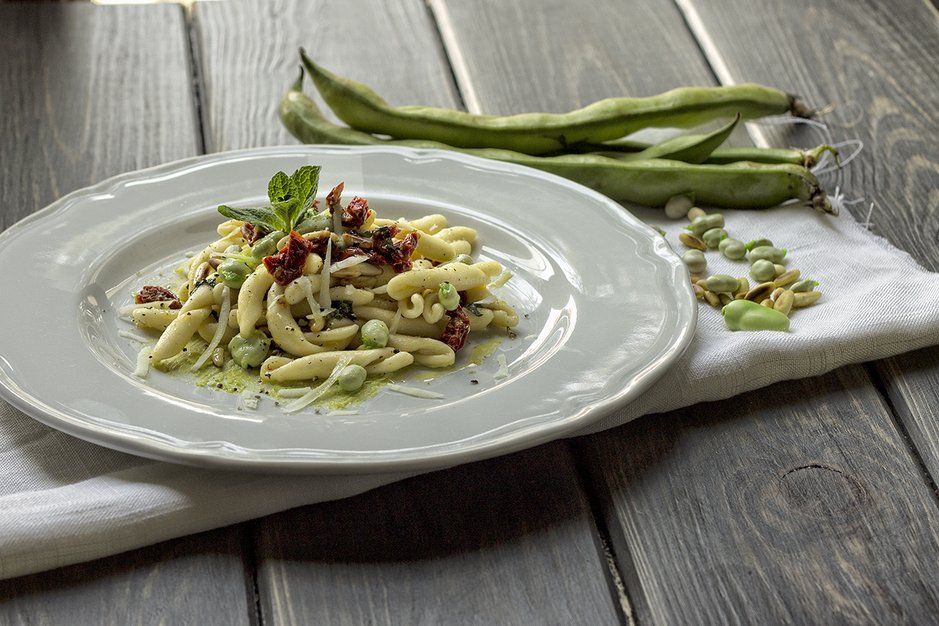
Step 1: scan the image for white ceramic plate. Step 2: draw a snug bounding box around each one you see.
[0,146,695,473]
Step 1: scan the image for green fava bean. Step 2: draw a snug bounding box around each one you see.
[361,319,390,348]
[718,238,746,260]
[686,213,724,236]
[217,257,253,289]
[301,50,806,155]
[703,274,739,293]
[296,211,332,234]
[702,228,728,249]
[251,230,287,260]
[682,249,707,274]
[745,237,773,251]
[281,71,835,213]
[438,281,460,311]
[228,332,271,369]
[748,245,787,264]
[722,299,790,332]
[750,259,776,282]
[443,254,474,266]
[790,279,819,293]
[664,194,694,219]
[338,364,368,392]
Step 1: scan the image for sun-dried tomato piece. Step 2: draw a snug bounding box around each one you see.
[390,232,420,272]
[135,285,181,308]
[341,196,370,230]
[366,226,419,272]
[263,231,315,285]
[441,306,470,352]
[326,182,344,212]
[240,222,267,245]
[338,246,368,261]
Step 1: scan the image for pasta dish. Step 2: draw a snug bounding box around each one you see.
[126,166,518,411]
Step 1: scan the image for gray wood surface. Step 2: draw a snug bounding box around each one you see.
[194,0,460,151]
[0,4,252,623]
[257,443,620,625]
[434,0,939,622]
[0,529,253,626]
[676,0,939,504]
[0,2,199,228]
[577,369,939,624]
[194,1,623,623]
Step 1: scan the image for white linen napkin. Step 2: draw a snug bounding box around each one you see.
[2,204,938,580]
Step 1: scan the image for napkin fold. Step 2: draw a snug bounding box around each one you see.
[3,204,938,580]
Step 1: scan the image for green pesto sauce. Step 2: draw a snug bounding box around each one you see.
[309,376,390,410]
[152,333,507,411]
[468,336,504,365]
[155,339,391,410]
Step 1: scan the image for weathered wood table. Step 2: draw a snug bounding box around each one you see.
[2,1,938,623]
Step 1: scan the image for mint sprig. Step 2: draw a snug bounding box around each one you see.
[218,165,322,233]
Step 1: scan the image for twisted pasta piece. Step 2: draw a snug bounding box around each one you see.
[132,308,178,331]
[483,300,520,328]
[388,334,455,368]
[398,293,424,319]
[266,284,330,357]
[366,351,414,374]
[386,263,494,300]
[354,306,443,338]
[421,292,446,324]
[328,284,374,305]
[436,226,477,245]
[197,318,237,345]
[237,265,275,335]
[216,219,243,237]
[302,324,359,350]
[151,308,211,362]
[263,348,403,383]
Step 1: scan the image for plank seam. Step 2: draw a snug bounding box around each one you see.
[671,0,773,147]
[243,520,264,626]
[184,3,209,154]
[424,0,479,113]
[570,441,639,626]
[866,361,939,506]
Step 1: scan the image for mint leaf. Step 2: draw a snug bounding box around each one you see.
[291,165,321,212]
[271,200,298,233]
[217,205,277,232]
[268,171,296,205]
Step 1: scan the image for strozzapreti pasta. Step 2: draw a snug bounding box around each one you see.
[128,166,518,407]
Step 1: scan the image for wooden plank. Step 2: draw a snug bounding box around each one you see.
[577,369,939,624]
[434,0,939,622]
[256,443,620,625]
[675,0,939,505]
[0,4,253,622]
[432,0,719,113]
[193,0,461,151]
[0,2,199,228]
[194,1,623,622]
[0,529,253,626]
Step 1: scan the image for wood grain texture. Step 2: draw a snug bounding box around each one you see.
[257,443,620,625]
[677,0,939,518]
[0,2,199,229]
[0,4,252,622]
[577,368,939,624]
[194,1,622,622]
[434,0,939,622]
[194,0,461,151]
[875,348,939,482]
[0,529,253,626]
[674,0,939,261]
